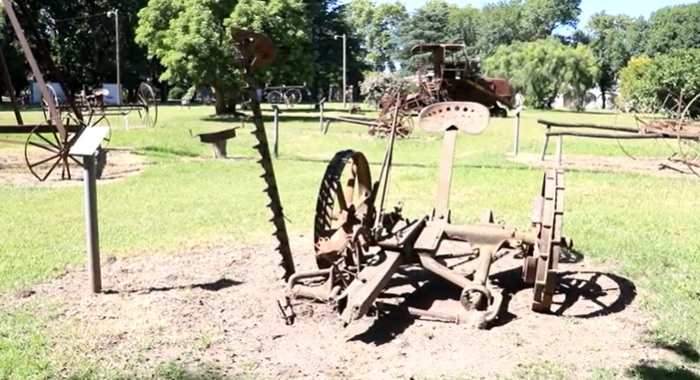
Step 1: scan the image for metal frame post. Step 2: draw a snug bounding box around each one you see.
[69,127,111,293]
[107,9,120,104]
[334,34,347,108]
[83,154,102,293]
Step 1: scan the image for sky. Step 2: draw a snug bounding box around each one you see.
[374,0,696,30]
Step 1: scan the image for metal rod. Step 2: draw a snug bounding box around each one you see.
[374,89,403,227]
[546,130,700,140]
[537,119,640,133]
[435,130,458,220]
[319,99,325,132]
[1,0,65,138]
[512,108,520,156]
[540,127,550,161]
[108,9,121,104]
[273,106,279,157]
[0,44,23,124]
[555,135,563,166]
[418,253,472,289]
[83,154,102,293]
[13,0,83,122]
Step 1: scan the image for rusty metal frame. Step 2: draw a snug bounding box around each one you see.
[2,0,65,138]
[282,101,573,330]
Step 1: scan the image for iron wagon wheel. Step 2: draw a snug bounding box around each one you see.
[375,109,414,139]
[530,167,565,312]
[267,90,283,104]
[136,83,158,128]
[285,88,303,104]
[80,109,113,149]
[23,115,82,182]
[313,150,375,270]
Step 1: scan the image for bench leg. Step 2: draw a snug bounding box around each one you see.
[212,140,227,158]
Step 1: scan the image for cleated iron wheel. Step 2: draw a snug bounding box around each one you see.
[313,150,375,270]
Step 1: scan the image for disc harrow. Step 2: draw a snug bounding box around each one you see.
[281,101,574,330]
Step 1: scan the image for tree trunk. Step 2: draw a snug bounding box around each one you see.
[226,93,237,113]
[214,88,227,115]
[600,88,607,109]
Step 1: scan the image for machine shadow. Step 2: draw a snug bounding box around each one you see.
[103,278,243,295]
[349,249,635,346]
[200,114,319,124]
[282,155,536,172]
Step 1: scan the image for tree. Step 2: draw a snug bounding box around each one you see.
[358,71,414,108]
[474,0,581,56]
[304,0,366,104]
[645,3,700,56]
[446,5,480,54]
[135,0,310,114]
[483,37,598,109]
[344,0,407,72]
[585,12,633,108]
[394,0,457,72]
[519,0,582,40]
[618,50,700,118]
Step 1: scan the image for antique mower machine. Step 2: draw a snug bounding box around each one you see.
[225,27,571,330]
[280,99,572,329]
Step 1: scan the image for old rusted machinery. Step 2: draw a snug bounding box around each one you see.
[42,82,159,129]
[280,99,571,329]
[408,44,514,117]
[327,43,514,139]
[0,0,109,181]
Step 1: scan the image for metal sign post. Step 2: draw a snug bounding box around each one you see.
[513,106,522,156]
[273,105,281,157]
[69,127,110,293]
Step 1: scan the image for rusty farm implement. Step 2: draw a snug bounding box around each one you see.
[0,0,109,182]
[324,43,515,139]
[40,82,159,129]
[230,28,572,331]
[280,99,572,329]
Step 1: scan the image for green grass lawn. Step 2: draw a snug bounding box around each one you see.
[1,103,700,379]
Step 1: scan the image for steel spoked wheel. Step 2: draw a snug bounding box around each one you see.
[285,88,302,104]
[313,150,375,270]
[24,116,81,182]
[267,90,283,104]
[531,167,565,312]
[81,110,113,149]
[374,109,414,139]
[137,83,158,128]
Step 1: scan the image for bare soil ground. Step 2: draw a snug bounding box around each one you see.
[5,234,675,380]
[511,153,700,179]
[0,147,148,187]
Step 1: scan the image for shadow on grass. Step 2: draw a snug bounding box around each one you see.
[543,108,620,116]
[200,114,319,124]
[139,146,201,158]
[626,362,700,380]
[280,154,533,172]
[348,250,636,346]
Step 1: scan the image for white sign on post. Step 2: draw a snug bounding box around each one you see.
[31,82,66,105]
[100,83,121,105]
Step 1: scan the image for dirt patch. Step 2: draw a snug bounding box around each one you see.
[6,235,674,379]
[0,147,148,188]
[511,153,700,179]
